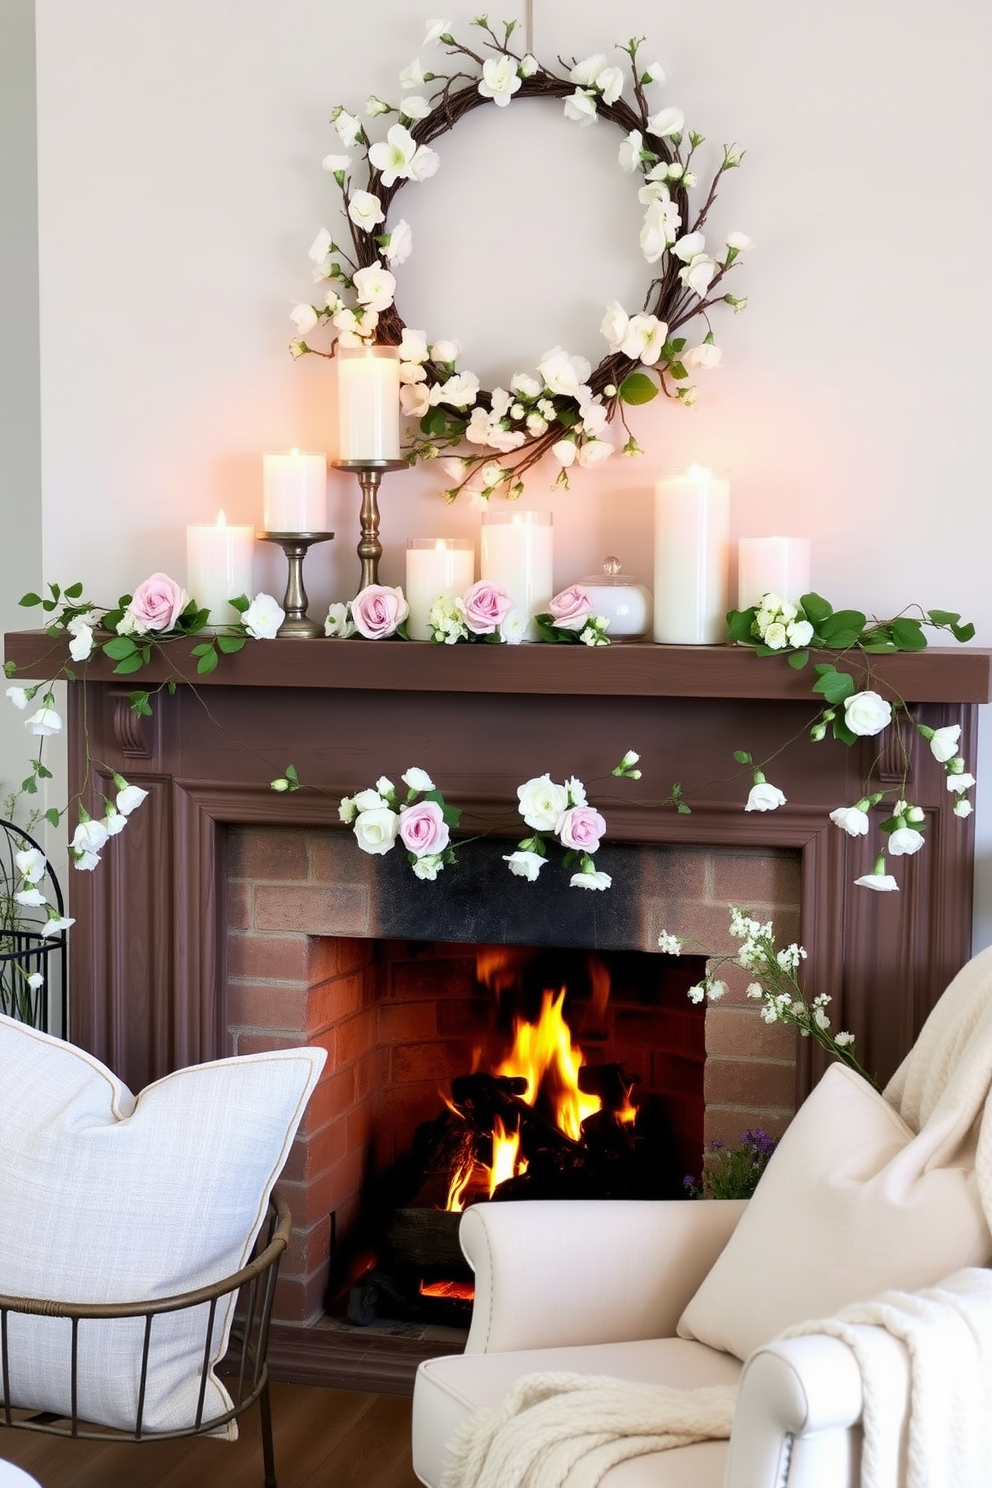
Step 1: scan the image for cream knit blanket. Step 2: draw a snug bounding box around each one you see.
[441,1373,736,1488]
[785,1267,992,1488]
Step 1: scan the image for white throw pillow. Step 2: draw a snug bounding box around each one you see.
[678,1062,992,1360]
[0,1014,325,1434]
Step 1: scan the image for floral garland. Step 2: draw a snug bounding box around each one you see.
[321,580,611,645]
[725,591,977,891]
[289,17,750,500]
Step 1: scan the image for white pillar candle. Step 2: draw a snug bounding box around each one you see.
[262,449,327,532]
[480,511,553,642]
[405,538,475,641]
[336,345,401,461]
[737,537,811,610]
[653,466,730,645]
[185,511,255,627]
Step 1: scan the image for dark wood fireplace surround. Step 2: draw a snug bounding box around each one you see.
[6,631,991,1387]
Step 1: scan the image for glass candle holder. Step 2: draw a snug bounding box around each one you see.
[335,344,401,462]
[405,538,475,640]
[480,511,553,642]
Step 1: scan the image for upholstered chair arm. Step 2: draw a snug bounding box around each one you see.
[459,1198,748,1353]
[725,1328,910,1488]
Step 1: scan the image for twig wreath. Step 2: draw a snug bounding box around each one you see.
[290,17,751,501]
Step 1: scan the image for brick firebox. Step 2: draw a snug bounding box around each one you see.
[227,826,801,1325]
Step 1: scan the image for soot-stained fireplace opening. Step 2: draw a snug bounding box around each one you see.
[328,938,708,1327]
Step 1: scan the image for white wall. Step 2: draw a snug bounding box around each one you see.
[24,0,992,939]
[0,0,43,817]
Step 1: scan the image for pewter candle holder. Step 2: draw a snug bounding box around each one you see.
[257,531,334,638]
[332,459,407,590]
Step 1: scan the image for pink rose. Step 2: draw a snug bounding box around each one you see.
[557,805,607,852]
[548,585,593,631]
[398,799,450,858]
[126,572,189,633]
[462,579,514,635]
[351,584,410,639]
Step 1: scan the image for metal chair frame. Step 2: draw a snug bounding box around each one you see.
[0,1194,291,1487]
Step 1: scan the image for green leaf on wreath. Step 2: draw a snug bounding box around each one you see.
[64,582,83,599]
[420,407,447,438]
[19,592,43,607]
[193,645,219,675]
[112,655,147,675]
[618,372,658,405]
[45,808,61,828]
[217,634,247,654]
[952,620,976,642]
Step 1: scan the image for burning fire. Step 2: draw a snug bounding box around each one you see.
[444,958,635,1211]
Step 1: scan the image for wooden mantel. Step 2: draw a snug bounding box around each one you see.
[5,630,992,1098]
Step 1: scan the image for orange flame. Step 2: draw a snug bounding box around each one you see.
[495,988,601,1140]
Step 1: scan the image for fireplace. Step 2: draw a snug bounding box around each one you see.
[4,631,989,1385]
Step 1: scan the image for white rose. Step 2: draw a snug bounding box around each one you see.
[829,805,870,837]
[412,854,443,881]
[26,707,62,736]
[503,850,546,881]
[353,787,387,812]
[243,593,285,640]
[429,372,480,409]
[511,373,542,399]
[888,826,926,856]
[685,342,723,370]
[407,144,440,181]
[672,231,706,263]
[399,58,427,89]
[617,129,642,173]
[954,798,974,818]
[595,66,624,105]
[928,724,961,763]
[517,773,568,832]
[947,772,977,794]
[621,313,667,366]
[430,339,460,363]
[400,384,431,418]
[726,231,753,252]
[478,55,521,107]
[116,784,149,815]
[290,302,318,335]
[382,220,413,266]
[72,818,110,855]
[745,781,787,812]
[347,191,386,232]
[786,618,814,647]
[576,439,614,468]
[763,622,788,650]
[538,346,591,396]
[334,110,363,147]
[552,439,577,467]
[570,54,608,85]
[640,200,681,263]
[647,106,684,138]
[352,265,396,312]
[399,361,427,385]
[600,301,629,351]
[15,846,47,882]
[324,601,356,638]
[321,153,351,173]
[402,767,435,793]
[366,96,391,117]
[353,806,399,854]
[519,53,539,77]
[68,622,95,661]
[843,690,892,737]
[398,327,429,363]
[571,869,612,890]
[15,887,47,908]
[401,95,432,121]
[563,89,598,126]
[680,254,718,296]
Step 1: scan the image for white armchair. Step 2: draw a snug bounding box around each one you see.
[413,949,992,1488]
[412,1197,893,1488]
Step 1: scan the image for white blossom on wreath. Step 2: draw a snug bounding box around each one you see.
[289,17,750,499]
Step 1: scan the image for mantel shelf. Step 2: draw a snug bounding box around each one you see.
[5,630,991,704]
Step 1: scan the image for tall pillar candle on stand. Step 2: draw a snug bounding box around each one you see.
[259,451,333,637]
[653,467,730,644]
[480,511,553,642]
[405,539,475,640]
[185,512,254,628]
[737,537,811,610]
[332,344,404,591]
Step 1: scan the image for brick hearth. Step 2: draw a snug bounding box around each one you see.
[227,826,800,1325]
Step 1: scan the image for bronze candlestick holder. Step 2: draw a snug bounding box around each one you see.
[332,458,407,590]
[257,531,334,638]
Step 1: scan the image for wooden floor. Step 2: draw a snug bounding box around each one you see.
[0,1385,420,1488]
